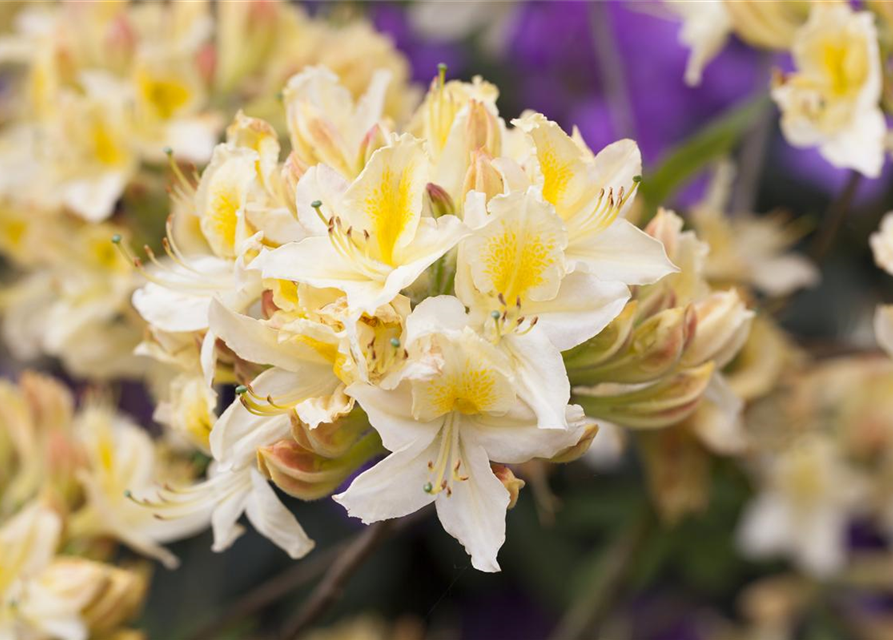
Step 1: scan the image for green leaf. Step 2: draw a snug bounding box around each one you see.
[640,95,770,213]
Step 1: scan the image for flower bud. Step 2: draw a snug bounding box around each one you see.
[461,150,505,205]
[258,430,383,501]
[682,289,753,369]
[281,150,308,208]
[491,464,525,509]
[465,100,501,157]
[569,306,693,385]
[563,301,637,370]
[290,408,370,458]
[425,182,456,218]
[358,123,389,168]
[575,362,715,429]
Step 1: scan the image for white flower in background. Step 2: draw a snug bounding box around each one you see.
[692,163,819,297]
[70,403,211,569]
[336,297,591,572]
[871,211,893,277]
[772,3,885,177]
[737,435,868,577]
[0,503,80,640]
[664,0,732,86]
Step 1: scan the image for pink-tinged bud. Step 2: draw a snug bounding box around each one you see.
[426,182,455,218]
[645,207,684,257]
[576,362,715,429]
[491,464,525,509]
[636,285,678,320]
[258,430,383,500]
[550,423,600,464]
[682,290,753,368]
[465,100,501,157]
[290,409,372,459]
[564,301,638,370]
[282,151,308,204]
[569,306,690,385]
[461,150,505,204]
[358,123,389,167]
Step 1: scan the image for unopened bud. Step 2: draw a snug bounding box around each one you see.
[258,429,382,501]
[575,362,715,429]
[682,290,753,368]
[281,151,309,205]
[359,123,389,167]
[462,150,505,204]
[290,407,372,458]
[465,100,501,157]
[569,306,690,385]
[645,208,684,259]
[491,464,525,509]
[426,182,456,218]
[564,301,638,370]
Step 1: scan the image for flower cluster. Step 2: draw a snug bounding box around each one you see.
[116,60,761,571]
[0,0,412,378]
[0,371,201,640]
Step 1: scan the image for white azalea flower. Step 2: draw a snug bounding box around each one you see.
[737,435,868,578]
[336,296,591,571]
[513,113,677,289]
[256,134,470,314]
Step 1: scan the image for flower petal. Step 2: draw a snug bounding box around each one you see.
[435,435,509,572]
[567,218,677,286]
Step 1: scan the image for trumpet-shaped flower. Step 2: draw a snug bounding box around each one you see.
[335,296,592,571]
[256,135,470,314]
[513,113,677,288]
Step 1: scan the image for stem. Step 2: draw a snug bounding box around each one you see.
[548,507,653,640]
[187,541,347,640]
[810,170,862,263]
[281,520,397,639]
[588,2,636,140]
[729,53,774,215]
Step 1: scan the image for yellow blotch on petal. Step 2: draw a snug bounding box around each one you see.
[483,229,555,303]
[538,147,573,208]
[424,363,498,416]
[139,72,191,121]
[366,166,417,265]
[201,184,241,257]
